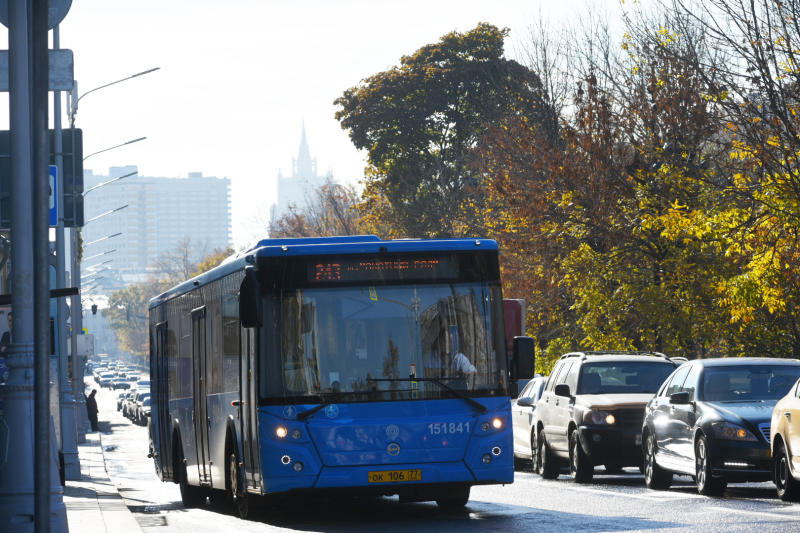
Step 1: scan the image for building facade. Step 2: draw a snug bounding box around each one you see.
[82,167,232,285]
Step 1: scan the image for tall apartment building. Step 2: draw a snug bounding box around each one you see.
[271,123,330,223]
[82,167,232,285]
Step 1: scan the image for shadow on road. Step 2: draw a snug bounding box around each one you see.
[206,494,681,532]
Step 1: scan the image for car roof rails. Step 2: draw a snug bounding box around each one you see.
[559,350,672,362]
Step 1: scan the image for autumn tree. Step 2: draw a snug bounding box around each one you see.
[103,242,233,359]
[269,178,366,238]
[335,23,557,238]
[655,0,800,357]
[477,7,742,369]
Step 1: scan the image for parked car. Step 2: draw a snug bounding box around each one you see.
[97,372,115,388]
[116,391,127,411]
[771,377,800,501]
[642,358,800,495]
[512,375,548,468]
[135,397,151,425]
[112,376,132,390]
[532,351,678,483]
[126,390,149,420]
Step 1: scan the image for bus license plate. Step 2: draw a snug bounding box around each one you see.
[368,469,422,483]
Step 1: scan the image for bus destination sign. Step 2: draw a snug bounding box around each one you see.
[309,255,458,283]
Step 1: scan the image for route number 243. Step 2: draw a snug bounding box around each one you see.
[428,422,470,435]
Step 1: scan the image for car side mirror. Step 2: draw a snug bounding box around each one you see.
[669,391,690,405]
[554,384,571,398]
[516,396,533,407]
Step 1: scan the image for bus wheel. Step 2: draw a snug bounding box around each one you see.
[229,452,249,519]
[178,450,204,508]
[435,485,470,509]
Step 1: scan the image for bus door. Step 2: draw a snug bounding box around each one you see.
[153,322,170,479]
[192,307,211,485]
[240,327,261,489]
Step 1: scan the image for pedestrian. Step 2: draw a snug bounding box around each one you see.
[86,389,99,432]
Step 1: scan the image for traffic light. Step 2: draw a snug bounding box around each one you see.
[91,304,97,315]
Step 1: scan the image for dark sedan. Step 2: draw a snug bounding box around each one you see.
[642,358,800,495]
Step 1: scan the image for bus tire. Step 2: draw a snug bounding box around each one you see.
[176,444,204,508]
[229,451,249,519]
[435,485,470,509]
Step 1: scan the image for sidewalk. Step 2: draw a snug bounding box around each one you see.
[62,429,143,533]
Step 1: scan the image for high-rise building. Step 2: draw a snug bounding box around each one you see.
[271,123,330,223]
[81,167,232,285]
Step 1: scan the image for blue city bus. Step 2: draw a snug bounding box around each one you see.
[148,236,529,517]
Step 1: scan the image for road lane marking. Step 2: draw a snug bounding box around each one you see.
[703,506,800,521]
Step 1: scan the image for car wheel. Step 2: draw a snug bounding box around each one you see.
[569,430,593,483]
[643,432,672,490]
[537,429,559,479]
[695,435,726,496]
[435,485,470,509]
[774,441,800,501]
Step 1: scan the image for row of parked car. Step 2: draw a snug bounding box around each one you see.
[511,351,800,501]
[91,361,141,390]
[117,386,151,426]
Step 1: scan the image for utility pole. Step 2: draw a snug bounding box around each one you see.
[0,1,69,531]
[53,24,80,478]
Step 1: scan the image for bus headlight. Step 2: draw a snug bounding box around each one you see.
[492,417,503,430]
[276,426,288,439]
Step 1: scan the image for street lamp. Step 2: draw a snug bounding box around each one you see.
[82,249,116,262]
[85,204,128,224]
[82,259,113,272]
[83,171,137,195]
[68,67,160,127]
[83,137,146,162]
[84,232,122,246]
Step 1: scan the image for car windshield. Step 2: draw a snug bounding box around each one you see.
[262,282,507,402]
[578,362,675,394]
[702,365,800,402]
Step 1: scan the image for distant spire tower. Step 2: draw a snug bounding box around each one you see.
[293,120,316,177]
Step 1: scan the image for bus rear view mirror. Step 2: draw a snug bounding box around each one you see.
[512,336,535,380]
[240,266,262,328]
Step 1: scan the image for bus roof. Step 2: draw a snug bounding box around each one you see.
[149,236,498,309]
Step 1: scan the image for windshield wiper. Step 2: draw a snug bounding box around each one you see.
[296,393,339,422]
[367,377,488,414]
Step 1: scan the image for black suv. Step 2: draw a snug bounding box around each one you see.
[532,351,678,483]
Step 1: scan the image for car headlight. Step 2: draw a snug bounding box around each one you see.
[584,410,616,425]
[711,421,758,441]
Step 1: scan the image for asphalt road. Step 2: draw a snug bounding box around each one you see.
[87,380,800,533]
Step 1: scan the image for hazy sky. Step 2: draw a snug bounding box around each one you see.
[0,0,622,248]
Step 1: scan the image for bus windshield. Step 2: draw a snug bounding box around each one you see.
[263,282,507,402]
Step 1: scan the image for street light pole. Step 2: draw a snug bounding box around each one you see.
[67,68,158,426]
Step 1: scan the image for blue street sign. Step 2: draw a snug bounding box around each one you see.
[49,164,58,227]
